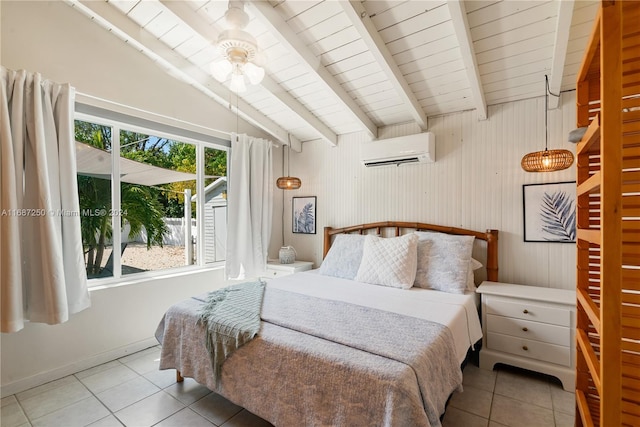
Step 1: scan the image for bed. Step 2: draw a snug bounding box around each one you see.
[156,222,499,427]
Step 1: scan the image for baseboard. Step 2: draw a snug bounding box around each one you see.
[0,337,159,398]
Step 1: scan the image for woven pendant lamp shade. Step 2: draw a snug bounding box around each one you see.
[521,75,574,173]
[521,148,575,172]
[276,176,301,190]
[276,140,301,190]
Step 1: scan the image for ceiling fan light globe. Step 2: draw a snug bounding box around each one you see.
[245,62,265,85]
[253,51,267,68]
[211,59,232,82]
[230,73,247,93]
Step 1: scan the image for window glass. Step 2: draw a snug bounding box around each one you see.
[75,119,114,279]
[203,146,227,264]
[118,131,197,275]
[74,116,228,282]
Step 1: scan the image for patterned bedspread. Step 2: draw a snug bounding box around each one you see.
[155,284,463,427]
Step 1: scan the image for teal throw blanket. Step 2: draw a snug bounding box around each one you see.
[198,280,265,385]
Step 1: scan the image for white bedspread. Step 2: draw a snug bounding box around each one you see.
[268,271,483,364]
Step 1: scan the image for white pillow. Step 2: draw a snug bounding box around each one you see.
[466,258,483,291]
[318,234,366,280]
[414,231,475,294]
[354,234,418,289]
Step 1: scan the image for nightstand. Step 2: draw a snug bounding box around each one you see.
[264,260,313,279]
[476,281,576,391]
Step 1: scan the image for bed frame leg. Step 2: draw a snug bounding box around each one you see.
[176,370,184,382]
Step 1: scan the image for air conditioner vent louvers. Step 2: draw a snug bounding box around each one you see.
[360,132,435,167]
[364,157,420,167]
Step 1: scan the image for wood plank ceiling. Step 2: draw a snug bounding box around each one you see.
[66,0,598,149]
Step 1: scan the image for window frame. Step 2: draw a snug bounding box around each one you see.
[75,111,229,287]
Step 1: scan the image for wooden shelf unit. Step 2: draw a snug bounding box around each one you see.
[574,2,640,426]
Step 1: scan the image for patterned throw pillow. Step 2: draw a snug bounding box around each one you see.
[414,231,475,294]
[318,234,366,280]
[354,234,418,289]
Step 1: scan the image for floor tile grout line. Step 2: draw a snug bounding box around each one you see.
[492,370,557,412]
[144,392,187,427]
[85,375,214,427]
[93,385,185,427]
[70,358,166,427]
[13,394,32,427]
[9,348,215,427]
[15,374,98,426]
[486,381,495,425]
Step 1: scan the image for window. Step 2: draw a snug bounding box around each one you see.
[74,113,228,283]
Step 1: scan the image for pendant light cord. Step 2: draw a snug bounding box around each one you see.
[287,134,291,176]
[545,75,549,151]
[282,134,291,247]
[235,90,239,136]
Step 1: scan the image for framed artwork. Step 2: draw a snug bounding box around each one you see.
[523,181,576,243]
[292,196,316,234]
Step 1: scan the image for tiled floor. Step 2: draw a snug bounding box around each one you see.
[444,362,575,427]
[2,346,574,427]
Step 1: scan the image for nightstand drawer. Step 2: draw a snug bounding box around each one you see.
[264,261,313,279]
[265,268,291,279]
[485,296,570,327]
[486,314,570,346]
[487,332,571,366]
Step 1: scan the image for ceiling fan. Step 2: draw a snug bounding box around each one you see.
[210,0,265,93]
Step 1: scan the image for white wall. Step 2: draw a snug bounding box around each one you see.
[281,93,577,290]
[0,268,227,397]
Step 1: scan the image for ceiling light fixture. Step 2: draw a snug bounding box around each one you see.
[521,75,574,172]
[210,1,265,93]
[276,139,301,190]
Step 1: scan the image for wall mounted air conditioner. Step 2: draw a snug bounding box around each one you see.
[360,132,435,167]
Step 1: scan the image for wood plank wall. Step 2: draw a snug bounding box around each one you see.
[278,93,578,290]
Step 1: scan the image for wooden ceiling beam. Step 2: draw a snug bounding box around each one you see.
[160,0,337,147]
[248,0,378,139]
[340,1,428,131]
[67,0,302,151]
[447,0,487,120]
[548,0,575,109]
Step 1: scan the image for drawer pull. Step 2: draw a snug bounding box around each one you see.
[522,345,528,351]
[522,327,528,332]
[523,309,529,314]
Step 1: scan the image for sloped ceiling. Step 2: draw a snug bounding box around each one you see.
[65,0,598,148]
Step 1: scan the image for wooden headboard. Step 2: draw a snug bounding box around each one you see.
[323,222,499,282]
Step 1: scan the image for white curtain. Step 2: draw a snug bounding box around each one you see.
[226,133,273,279]
[1,67,90,333]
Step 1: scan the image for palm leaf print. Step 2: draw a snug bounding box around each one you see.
[539,190,576,241]
[295,202,315,233]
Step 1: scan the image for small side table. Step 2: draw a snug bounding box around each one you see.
[476,281,576,391]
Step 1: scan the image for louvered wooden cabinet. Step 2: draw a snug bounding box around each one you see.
[574,1,640,426]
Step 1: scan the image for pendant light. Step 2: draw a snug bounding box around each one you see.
[521,75,574,172]
[276,138,301,190]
